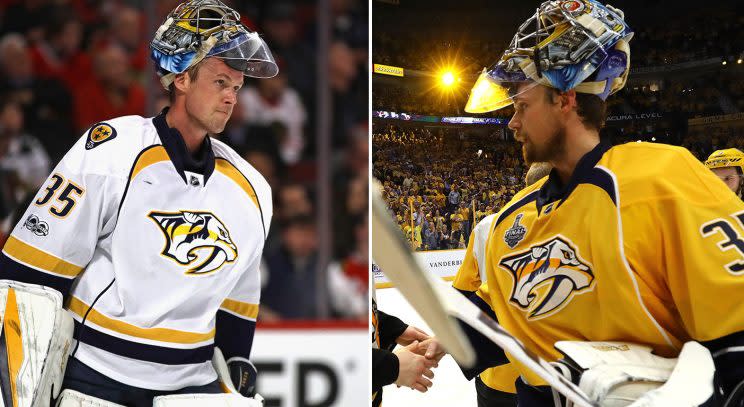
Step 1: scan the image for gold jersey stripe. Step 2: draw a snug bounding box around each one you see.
[214,159,260,211]
[4,288,23,407]
[68,297,215,344]
[131,146,170,181]
[220,299,259,320]
[3,236,83,277]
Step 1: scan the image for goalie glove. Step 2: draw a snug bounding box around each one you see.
[212,347,260,400]
[550,341,716,407]
[227,357,259,398]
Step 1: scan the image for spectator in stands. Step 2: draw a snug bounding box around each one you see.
[423,218,439,251]
[0,0,49,41]
[264,210,365,320]
[263,213,325,319]
[0,33,74,163]
[333,125,369,258]
[260,2,310,103]
[447,182,461,215]
[243,149,281,192]
[30,7,91,91]
[279,183,314,219]
[73,44,145,132]
[238,69,307,164]
[0,98,50,207]
[330,40,364,147]
[106,5,148,75]
[328,213,368,319]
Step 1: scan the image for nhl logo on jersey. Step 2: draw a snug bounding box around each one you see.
[499,236,594,320]
[149,210,238,275]
[85,123,117,150]
[543,203,555,215]
[504,213,527,248]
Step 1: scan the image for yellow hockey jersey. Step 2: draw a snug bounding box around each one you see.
[474,142,744,392]
[452,214,519,394]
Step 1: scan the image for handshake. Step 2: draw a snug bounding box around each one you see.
[393,325,446,393]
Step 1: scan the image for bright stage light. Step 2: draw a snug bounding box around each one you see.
[441,71,455,87]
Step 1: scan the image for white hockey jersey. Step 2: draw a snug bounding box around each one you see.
[0,111,272,390]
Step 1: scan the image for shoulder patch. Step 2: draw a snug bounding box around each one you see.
[85,123,117,150]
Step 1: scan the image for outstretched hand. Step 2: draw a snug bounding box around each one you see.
[396,325,430,347]
[394,341,437,392]
[417,337,446,364]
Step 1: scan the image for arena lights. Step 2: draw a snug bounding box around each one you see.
[440,71,456,87]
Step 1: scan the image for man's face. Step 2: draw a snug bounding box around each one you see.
[183,58,244,134]
[712,167,742,194]
[0,42,32,81]
[507,84,565,165]
[283,223,317,258]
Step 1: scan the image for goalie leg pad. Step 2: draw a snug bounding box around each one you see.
[152,394,264,407]
[551,341,715,407]
[626,341,715,407]
[0,280,74,407]
[55,389,126,407]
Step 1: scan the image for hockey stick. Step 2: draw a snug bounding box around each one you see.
[371,182,476,368]
[371,181,596,407]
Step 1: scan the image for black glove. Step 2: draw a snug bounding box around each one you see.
[227,357,258,397]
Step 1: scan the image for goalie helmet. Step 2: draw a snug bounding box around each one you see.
[465,0,633,113]
[150,0,278,89]
[705,148,744,175]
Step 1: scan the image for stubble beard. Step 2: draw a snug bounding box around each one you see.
[521,125,566,165]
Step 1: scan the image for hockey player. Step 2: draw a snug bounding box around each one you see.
[371,267,445,407]
[524,162,552,187]
[705,148,744,199]
[451,163,551,407]
[457,0,744,405]
[0,1,278,406]
[453,216,518,407]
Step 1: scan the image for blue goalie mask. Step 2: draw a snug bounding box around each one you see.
[150,0,278,89]
[465,0,633,113]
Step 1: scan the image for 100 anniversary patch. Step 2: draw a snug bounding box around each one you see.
[85,123,117,150]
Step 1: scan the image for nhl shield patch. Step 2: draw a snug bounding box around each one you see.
[85,123,117,150]
[504,213,527,248]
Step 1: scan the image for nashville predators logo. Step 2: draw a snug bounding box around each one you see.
[85,123,117,150]
[149,210,238,275]
[499,236,594,320]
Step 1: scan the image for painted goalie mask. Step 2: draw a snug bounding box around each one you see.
[465,0,634,113]
[150,0,278,89]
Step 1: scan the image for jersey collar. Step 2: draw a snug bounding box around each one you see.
[153,108,216,185]
[536,142,612,213]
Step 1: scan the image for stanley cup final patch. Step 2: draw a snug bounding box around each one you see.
[504,213,527,248]
[85,123,117,150]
